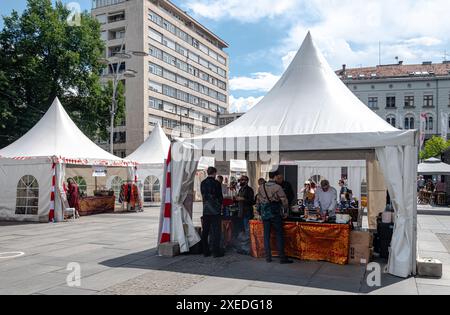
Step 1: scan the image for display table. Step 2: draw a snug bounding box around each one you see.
[249,220,350,265]
[78,196,115,216]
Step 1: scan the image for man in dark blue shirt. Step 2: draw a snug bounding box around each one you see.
[200,167,224,257]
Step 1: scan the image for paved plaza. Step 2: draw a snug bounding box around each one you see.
[0,203,450,295]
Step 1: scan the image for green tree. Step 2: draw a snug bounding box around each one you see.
[420,136,450,160]
[0,0,124,148]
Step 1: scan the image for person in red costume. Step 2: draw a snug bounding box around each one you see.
[67,178,80,218]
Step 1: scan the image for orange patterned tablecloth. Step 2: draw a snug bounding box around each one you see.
[79,196,115,216]
[249,220,350,265]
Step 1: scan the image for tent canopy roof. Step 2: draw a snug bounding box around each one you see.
[126,124,170,164]
[0,97,132,165]
[418,158,450,175]
[191,32,415,152]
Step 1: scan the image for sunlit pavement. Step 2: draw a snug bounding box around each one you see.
[0,203,449,295]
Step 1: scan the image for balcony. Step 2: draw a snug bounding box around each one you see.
[92,0,128,9]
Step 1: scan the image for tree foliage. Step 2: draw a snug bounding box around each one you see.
[0,0,124,147]
[420,136,450,160]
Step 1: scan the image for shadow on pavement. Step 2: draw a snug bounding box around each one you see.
[100,249,407,294]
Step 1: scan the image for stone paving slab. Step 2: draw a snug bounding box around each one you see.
[1,205,450,295]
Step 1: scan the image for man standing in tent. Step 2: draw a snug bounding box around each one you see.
[200,167,224,258]
[314,179,338,220]
[257,171,293,264]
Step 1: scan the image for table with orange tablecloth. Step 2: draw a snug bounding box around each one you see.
[78,196,115,216]
[249,220,350,265]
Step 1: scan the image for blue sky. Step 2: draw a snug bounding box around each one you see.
[2,0,450,112]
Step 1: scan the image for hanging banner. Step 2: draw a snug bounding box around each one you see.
[92,165,107,177]
[215,161,231,175]
[419,113,427,150]
[441,112,448,141]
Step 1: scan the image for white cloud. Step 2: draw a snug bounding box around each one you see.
[278,0,450,69]
[229,95,263,113]
[184,0,297,22]
[186,0,450,96]
[229,72,280,92]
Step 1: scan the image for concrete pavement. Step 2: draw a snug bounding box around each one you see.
[0,204,449,295]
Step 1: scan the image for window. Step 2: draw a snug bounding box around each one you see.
[188,51,199,63]
[162,37,175,50]
[149,97,163,110]
[148,10,162,26]
[149,28,162,42]
[189,95,199,105]
[404,116,415,130]
[199,43,208,54]
[426,116,434,131]
[218,93,226,102]
[209,63,218,73]
[188,80,199,91]
[149,45,162,59]
[73,176,87,195]
[149,80,162,93]
[424,95,434,107]
[162,69,176,82]
[163,85,176,98]
[208,89,218,99]
[404,96,415,108]
[15,175,39,215]
[96,14,107,24]
[386,116,396,127]
[149,63,162,76]
[218,55,226,65]
[175,44,187,57]
[209,103,218,111]
[199,57,209,68]
[209,50,218,61]
[163,102,176,113]
[368,97,378,109]
[149,115,162,126]
[162,52,176,66]
[177,90,189,102]
[199,85,208,95]
[218,68,226,78]
[176,76,188,87]
[386,96,396,108]
[144,176,160,203]
[113,131,126,143]
[110,176,123,200]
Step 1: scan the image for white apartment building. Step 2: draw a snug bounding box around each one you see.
[338,61,450,140]
[92,0,229,156]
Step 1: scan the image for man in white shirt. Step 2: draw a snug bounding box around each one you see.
[314,179,337,218]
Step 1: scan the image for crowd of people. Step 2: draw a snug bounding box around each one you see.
[417,175,447,205]
[199,166,354,263]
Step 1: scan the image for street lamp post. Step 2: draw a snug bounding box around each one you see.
[100,50,147,154]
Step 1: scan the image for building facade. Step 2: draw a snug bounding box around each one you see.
[338,62,450,140]
[218,112,243,127]
[92,0,229,156]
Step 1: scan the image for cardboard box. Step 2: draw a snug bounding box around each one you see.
[349,231,373,265]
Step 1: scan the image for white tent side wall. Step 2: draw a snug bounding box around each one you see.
[0,159,52,222]
[137,163,165,203]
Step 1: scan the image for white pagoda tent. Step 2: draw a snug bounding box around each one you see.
[418,157,450,175]
[0,97,135,222]
[165,32,418,278]
[126,124,170,203]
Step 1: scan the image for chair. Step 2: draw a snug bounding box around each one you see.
[60,191,78,221]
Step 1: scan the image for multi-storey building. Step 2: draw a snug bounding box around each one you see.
[338,61,450,140]
[92,0,229,156]
[217,112,244,127]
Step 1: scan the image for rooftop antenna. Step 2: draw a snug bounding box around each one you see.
[444,50,449,62]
